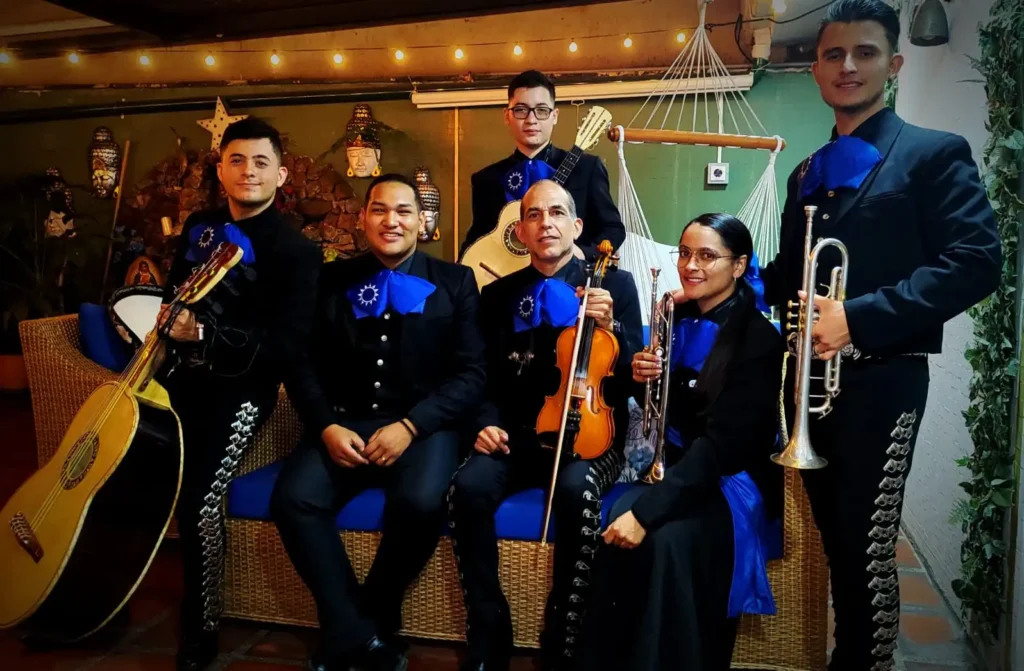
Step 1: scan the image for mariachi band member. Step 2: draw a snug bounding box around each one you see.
[155,118,323,671]
[271,173,486,671]
[448,179,642,671]
[459,70,625,262]
[580,214,784,671]
[761,2,1001,669]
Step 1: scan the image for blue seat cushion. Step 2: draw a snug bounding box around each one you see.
[78,303,130,373]
[227,461,633,541]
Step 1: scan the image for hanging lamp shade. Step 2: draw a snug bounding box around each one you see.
[910,0,950,47]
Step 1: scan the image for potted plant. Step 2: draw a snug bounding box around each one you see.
[0,172,90,390]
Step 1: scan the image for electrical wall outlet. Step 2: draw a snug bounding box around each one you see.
[707,162,729,185]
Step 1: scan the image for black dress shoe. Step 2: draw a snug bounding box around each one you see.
[176,630,218,671]
[351,635,408,671]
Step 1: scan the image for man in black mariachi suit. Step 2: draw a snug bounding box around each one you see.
[761,3,1001,670]
[271,174,486,671]
[156,118,322,671]
[448,179,642,671]
[459,69,625,263]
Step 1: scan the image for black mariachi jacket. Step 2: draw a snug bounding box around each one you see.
[475,257,643,452]
[160,205,322,387]
[460,143,626,262]
[284,250,487,439]
[762,107,1001,358]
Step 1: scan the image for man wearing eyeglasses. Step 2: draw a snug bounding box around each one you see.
[458,70,624,263]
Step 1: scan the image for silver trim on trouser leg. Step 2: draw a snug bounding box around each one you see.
[561,448,624,660]
[197,401,259,632]
[866,409,916,671]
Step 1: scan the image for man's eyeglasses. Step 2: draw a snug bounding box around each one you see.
[668,247,737,268]
[507,105,554,120]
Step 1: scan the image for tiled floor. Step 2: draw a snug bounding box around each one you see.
[0,391,978,670]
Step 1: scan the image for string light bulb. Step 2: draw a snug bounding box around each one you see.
[454,47,464,60]
[139,54,151,66]
[270,51,281,66]
[569,40,578,53]
[333,53,344,64]
[68,51,80,64]
[676,32,686,43]
[513,43,523,56]
[395,49,405,61]
[623,36,633,48]
[204,53,215,66]
[772,0,787,13]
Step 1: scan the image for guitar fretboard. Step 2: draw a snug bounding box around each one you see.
[553,146,585,186]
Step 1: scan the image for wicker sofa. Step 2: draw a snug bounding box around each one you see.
[20,313,829,670]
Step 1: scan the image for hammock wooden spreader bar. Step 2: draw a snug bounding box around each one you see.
[607,127,786,152]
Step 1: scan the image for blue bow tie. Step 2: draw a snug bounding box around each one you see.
[513,278,579,332]
[799,135,882,201]
[504,157,556,202]
[185,222,256,265]
[346,268,437,319]
[671,318,721,372]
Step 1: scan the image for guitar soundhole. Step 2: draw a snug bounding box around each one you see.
[502,222,530,257]
[61,435,99,490]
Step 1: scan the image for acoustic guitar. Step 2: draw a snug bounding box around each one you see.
[0,242,244,642]
[460,105,613,289]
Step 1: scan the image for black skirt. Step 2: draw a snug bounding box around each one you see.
[577,485,737,671]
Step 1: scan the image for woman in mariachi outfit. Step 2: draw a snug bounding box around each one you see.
[578,213,784,671]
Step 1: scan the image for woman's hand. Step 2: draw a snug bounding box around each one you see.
[602,510,647,549]
[632,351,661,383]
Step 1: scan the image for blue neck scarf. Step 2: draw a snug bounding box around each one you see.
[185,222,256,265]
[799,134,882,201]
[662,311,777,619]
[513,277,579,332]
[744,251,770,315]
[346,268,436,319]
[504,157,556,202]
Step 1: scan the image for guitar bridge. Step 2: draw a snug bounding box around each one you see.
[10,512,44,562]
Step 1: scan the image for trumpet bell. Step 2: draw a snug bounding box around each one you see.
[771,431,828,470]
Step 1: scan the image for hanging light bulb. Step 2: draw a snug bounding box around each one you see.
[205,53,215,66]
[0,51,10,65]
[910,0,950,46]
[139,54,151,66]
[569,40,578,53]
[333,53,344,65]
[454,47,465,60]
[513,43,523,56]
[270,51,281,66]
[68,51,81,64]
[772,0,787,13]
[676,32,686,43]
[395,49,405,61]
[623,36,633,48]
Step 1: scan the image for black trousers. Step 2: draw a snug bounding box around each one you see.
[270,418,458,660]
[789,356,929,671]
[170,377,280,638]
[448,435,624,667]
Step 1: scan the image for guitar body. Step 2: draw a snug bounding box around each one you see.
[460,199,531,289]
[0,381,182,641]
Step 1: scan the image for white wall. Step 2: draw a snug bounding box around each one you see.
[893,0,995,619]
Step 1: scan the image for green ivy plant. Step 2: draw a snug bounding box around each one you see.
[954,0,1023,648]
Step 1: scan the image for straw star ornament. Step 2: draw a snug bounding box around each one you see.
[197,97,248,151]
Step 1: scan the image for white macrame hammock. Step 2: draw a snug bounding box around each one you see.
[614,0,785,325]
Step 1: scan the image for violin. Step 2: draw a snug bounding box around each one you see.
[536,241,619,542]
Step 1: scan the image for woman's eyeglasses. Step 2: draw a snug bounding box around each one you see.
[507,105,554,120]
[668,247,737,268]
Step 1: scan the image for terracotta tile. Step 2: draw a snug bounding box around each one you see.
[901,612,955,645]
[224,661,303,670]
[91,651,177,670]
[132,617,177,649]
[899,574,942,608]
[219,623,264,654]
[247,629,315,660]
[3,648,101,671]
[896,537,921,568]
[126,595,173,626]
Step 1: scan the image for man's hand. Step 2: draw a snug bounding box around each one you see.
[631,351,661,384]
[364,422,414,467]
[157,304,201,342]
[475,426,510,455]
[321,424,369,468]
[602,510,647,549]
[576,287,614,330]
[799,290,851,361]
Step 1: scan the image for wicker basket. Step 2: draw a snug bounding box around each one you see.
[21,314,828,670]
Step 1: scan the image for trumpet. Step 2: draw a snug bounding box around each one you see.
[771,205,849,470]
[641,268,674,484]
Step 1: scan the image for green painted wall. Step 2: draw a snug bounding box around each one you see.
[0,72,832,305]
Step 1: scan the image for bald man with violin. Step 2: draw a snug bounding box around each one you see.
[447,180,643,671]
